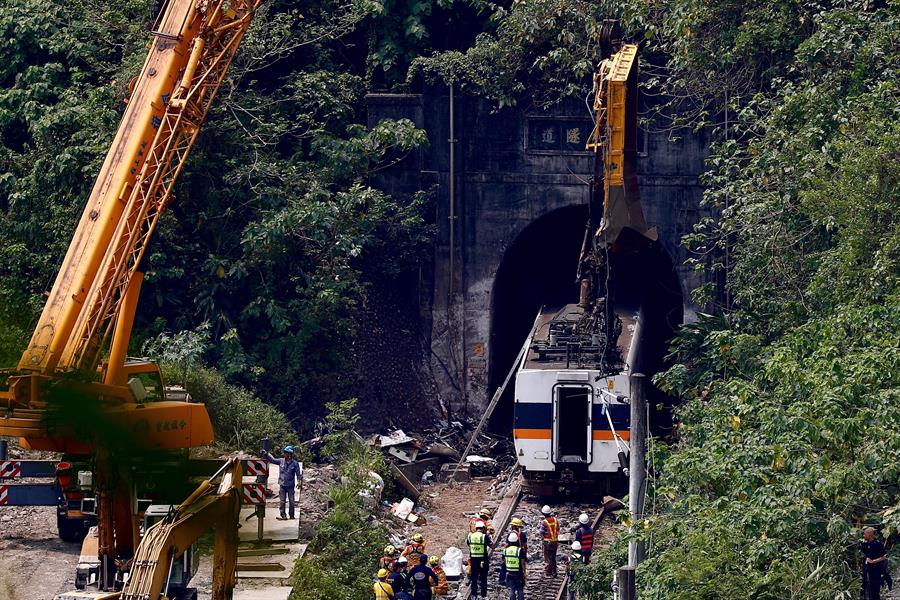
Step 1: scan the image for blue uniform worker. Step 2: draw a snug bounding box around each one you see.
[408,555,439,600]
[263,445,301,519]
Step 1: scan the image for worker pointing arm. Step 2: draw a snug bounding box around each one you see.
[261,444,300,520]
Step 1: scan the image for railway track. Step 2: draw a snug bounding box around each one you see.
[457,473,612,600]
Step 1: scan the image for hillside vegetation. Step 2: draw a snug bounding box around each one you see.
[1,1,897,596]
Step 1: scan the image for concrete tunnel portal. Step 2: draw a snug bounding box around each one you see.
[487,204,685,436]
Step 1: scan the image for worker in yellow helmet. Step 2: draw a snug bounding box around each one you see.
[510,517,528,555]
[401,533,427,571]
[428,555,449,596]
[469,507,496,535]
[379,545,399,571]
[374,568,394,599]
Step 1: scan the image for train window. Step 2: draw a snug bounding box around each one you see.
[552,385,592,464]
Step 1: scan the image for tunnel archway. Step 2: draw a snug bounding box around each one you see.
[487,205,684,435]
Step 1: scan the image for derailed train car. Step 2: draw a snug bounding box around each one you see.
[513,303,640,496]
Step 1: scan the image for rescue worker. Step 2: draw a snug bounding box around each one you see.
[262,444,301,520]
[470,507,496,535]
[574,513,594,564]
[510,517,528,555]
[566,541,587,600]
[467,519,492,600]
[408,554,439,600]
[499,532,526,600]
[861,527,890,600]
[379,545,399,572]
[374,568,395,600]
[401,533,427,570]
[540,505,560,577]
[389,557,411,599]
[428,554,449,596]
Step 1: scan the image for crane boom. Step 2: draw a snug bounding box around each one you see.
[1,2,260,590]
[20,0,259,377]
[1,0,260,452]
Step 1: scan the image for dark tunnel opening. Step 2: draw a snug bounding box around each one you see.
[488,205,588,430]
[487,206,684,436]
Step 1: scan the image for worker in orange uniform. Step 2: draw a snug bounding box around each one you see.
[375,568,395,599]
[510,517,528,555]
[380,545,399,571]
[469,507,496,536]
[428,555,450,596]
[574,513,594,564]
[540,505,559,577]
[402,533,427,570]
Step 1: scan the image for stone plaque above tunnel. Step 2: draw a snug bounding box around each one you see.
[525,117,594,154]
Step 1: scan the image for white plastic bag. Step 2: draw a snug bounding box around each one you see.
[441,546,464,579]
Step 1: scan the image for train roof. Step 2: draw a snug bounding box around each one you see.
[521,303,637,373]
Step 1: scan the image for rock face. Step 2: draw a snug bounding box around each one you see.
[367,87,712,419]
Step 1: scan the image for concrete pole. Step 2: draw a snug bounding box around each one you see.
[628,372,647,568]
[616,566,636,600]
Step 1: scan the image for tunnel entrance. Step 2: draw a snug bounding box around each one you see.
[487,205,684,436]
[488,205,588,430]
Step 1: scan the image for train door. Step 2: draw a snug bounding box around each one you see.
[552,384,593,463]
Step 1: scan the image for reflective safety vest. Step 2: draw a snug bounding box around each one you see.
[543,517,559,542]
[432,566,450,595]
[374,580,394,600]
[503,546,523,573]
[576,525,594,551]
[467,531,487,558]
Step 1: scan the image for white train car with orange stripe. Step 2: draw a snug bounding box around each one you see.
[513,304,639,495]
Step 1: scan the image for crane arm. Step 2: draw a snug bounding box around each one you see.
[120,459,243,600]
[19,0,260,377]
[589,43,657,249]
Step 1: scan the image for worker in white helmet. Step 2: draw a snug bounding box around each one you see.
[567,541,587,600]
[540,505,559,577]
[500,531,527,600]
[574,513,594,563]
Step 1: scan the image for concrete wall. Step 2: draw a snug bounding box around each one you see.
[367,88,711,417]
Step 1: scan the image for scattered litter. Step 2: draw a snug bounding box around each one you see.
[391,497,416,521]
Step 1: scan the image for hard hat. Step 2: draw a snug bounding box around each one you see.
[511,517,524,528]
[479,508,492,517]
[571,541,582,551]
[412,533,424,543]
[474,519,486,530]
[541,505,551,515]
[398,556,408,564]
[507,532,519,544]
[429,555,440,566]
[384,545,396,555]
[377,568,389,578]
[283,445,295,454]
[579,513,590,525]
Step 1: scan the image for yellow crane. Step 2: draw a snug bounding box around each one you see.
[1,0,260,590]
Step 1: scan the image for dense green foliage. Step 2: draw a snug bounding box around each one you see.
[573,1,900,598]
[0,0,433,426]
[2,1,898,596]
[290,399,389,600]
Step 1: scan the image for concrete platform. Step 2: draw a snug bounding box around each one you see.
[236,543,306,581]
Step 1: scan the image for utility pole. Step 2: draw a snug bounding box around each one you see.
[628,372,647,568]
